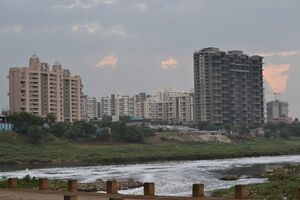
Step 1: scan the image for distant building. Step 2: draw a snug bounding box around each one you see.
[8,55,83,122]
[99,96,112,117]
[194,47,264,127]
[144,88,194,124]
[82,95,98,121]
[99,94,144,119]
[98,89,193,124]
[266,100,292,124]
[133,93,147,118]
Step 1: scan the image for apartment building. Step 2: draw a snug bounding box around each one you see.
[98,90,193,123]
[99,93,148,119]
[194,47,264,127]
[82,95,98,121]
[99,96,112,117]
[133,93,147,118]
[145,88,194,124]
[8,55,83,122]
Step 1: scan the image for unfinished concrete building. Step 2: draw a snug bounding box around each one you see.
[194,47,264,127]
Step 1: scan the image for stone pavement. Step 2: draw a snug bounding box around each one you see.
[0,189,226,200]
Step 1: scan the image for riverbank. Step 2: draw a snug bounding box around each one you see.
[212,164,300,199]
[1,132,300,169]
[0,175,143,192]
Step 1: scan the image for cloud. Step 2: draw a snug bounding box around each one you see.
[71,22,127,37]
[264,64,290,93]
[137,3,147,11]
[160,58,178,69]
[54,0,116,10]
[0,25,22,33]
[96,55,118,69]
[256,51,299,57]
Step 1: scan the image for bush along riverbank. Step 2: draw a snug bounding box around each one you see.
[0,175,143,192]
[212,164,300,200]
[2,132,300,168]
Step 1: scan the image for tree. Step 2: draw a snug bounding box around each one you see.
[50,122,69,137]
[278,127,290,139]
[26,125,44,144]
[197,121,217,131]
[8,112,44,134]
[45,113,56,125]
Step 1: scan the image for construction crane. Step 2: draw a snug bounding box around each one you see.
[274,93,280,101]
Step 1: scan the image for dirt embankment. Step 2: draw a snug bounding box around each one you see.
[153,132,231,143]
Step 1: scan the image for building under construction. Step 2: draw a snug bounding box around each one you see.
[194,47,264,127]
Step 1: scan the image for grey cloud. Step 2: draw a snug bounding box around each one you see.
[0,0,300,117]
[53,0,117,10]
[71,22,128,37]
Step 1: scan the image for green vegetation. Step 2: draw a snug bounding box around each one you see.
[212,164,300,200]
[1,131,300,168]
[3,112,300,168]
[264,122,300,139]
[8,112,154,144]
[0,175,68,190]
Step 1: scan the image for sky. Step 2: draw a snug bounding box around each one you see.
[0,0,300,117]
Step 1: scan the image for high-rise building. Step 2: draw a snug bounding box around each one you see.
[8,55,83,122]
[99,96,112,117]
[194,47,264,127]
[82,95,98,121]
[134,93,147,118]
[98,90,193,124]
[99,94,137,119]
[266,100,291,123]
[144,88,194,124]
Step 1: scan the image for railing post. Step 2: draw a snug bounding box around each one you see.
[68,179,78,192]
[192,183,204,198]
[144,182,155,196]
[38,178,48,190]
[64,195,78,200]
[235,185,247,199]
[8,178,17,189]
[106,180,118,194]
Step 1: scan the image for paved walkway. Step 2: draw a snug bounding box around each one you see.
[0,189,226,200]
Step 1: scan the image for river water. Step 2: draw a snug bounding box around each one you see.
[1,155,300,196]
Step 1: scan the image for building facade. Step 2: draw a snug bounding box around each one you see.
[98,89,194,124]
[99,94,137,119]
[8,55,83,122]
[266,100,292,123]
[82,95,98,121]
[194,47,264,127]
[144,88,194,124]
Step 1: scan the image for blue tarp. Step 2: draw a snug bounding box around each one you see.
[0,123,13,131]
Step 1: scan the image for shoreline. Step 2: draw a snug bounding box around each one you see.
[2,136,300,171]
[1,152,300,171]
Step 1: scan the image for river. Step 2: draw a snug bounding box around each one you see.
[1,155,300,196]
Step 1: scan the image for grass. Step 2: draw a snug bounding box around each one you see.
[0,175,68,190]
[212,164,300,200]
[1,132,300,169]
